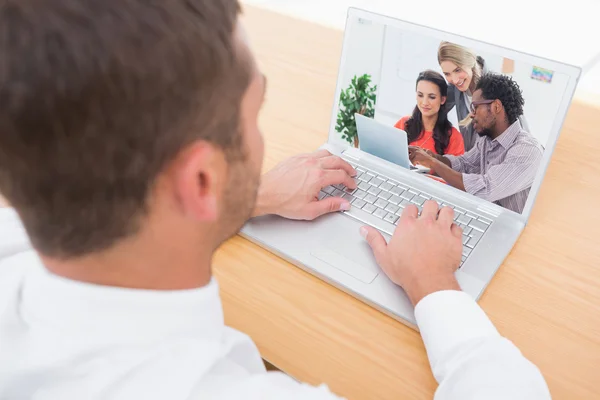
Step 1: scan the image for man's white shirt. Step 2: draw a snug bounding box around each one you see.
[0,207,551,399]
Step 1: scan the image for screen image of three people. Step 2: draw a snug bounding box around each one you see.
[393,41,544,214]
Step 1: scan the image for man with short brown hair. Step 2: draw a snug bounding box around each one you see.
[0,1,549,399]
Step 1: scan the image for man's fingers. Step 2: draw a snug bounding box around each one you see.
[437,206,455,227]
[420,200,439,220]
[320,169,357,190]
[398,204,419,223]
[450,223,463,238]
[360,225,387,262]
[319,156,357,177]
[312,149,332,158]
[306,196,350,220]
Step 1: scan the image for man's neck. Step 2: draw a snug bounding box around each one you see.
[42,227,214,291]
[490,119,511,140]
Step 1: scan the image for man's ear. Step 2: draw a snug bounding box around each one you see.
[493,99,503,115]
[171,141,224,222]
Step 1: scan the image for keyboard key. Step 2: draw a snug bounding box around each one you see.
[385,204,399,214]
[354,190,367,199]
[462,247,472,257]
[367,186,381,196]
[333,184,345,190]
[479,217,492,225]
[470,229,483,241]
[467,233,483,247]
[400,192,415,201]
[463,226,473,236]
[410,196,425,206]
[362,203,376,213]
[374,198,388,209]
[378,191,392,200]
[462,235,469,245]
[384,213,398,224]
[455,207,466,214]
[344,187,356,194]
[342,193,355,203]
[457,215,472,225]
[390,186,403,196]
[358,174,372,183]
[352,199,366,209]
[332,189,344,197]
[323,185,336,195]
[408,189,419,195]
[466,212,478,219]
[344,206,396,236]
[358,181,370,191]
[373,208,388,219]
[469,219,488,232]
[369,177,384,187]
[366,171,376,177]
[414,196,428,206]
[395,207,404,216]
[388,195,401,205]
[400,200,411,207]
[318,191,328,200]
[356,167,365,173]
[364,194,378,204]
[466,239,477,249]
[379,182,393,192]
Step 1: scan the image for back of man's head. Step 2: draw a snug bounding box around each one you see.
[0,0,250,258]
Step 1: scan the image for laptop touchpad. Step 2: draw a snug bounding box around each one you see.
[311,239,380,284]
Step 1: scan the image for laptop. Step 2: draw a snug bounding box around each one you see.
[240,7,581,329]
[354,112,429,173]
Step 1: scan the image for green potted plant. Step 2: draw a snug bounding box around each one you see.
[335,74,377,147]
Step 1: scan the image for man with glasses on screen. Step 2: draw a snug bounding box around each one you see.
[410,73,543,214]
[0,1,550,399]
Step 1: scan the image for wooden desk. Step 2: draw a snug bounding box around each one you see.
[212,6,600,400]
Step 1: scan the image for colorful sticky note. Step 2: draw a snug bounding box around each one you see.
[531,66,554,83]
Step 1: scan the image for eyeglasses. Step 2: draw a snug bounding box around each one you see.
[470,99,495,113]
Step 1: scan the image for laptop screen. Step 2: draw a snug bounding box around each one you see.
[329,9,580,216]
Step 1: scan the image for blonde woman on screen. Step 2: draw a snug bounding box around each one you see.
[438,41,530,151]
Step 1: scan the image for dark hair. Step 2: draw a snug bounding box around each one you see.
[404,70,454,155]
[0,0,251,258]
[475,72,525,124]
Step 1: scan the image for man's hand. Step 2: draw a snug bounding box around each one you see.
[408,146,436,169]
[360,200,463,306]
[253,149,357,220]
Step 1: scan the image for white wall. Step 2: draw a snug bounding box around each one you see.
[331,15,385,147]
[338,16,385,103]
[504,64,570,145]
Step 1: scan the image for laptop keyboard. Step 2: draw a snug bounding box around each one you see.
[319,162,492,268]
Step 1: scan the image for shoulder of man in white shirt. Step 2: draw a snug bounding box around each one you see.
[0,1,550,399]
